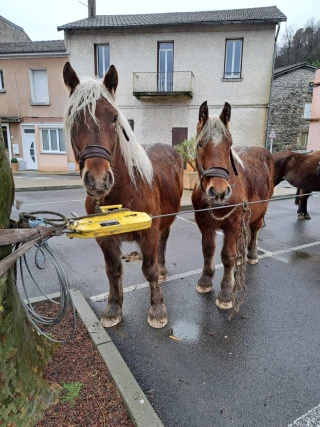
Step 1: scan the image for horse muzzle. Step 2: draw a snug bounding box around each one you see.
[207,184,232,204]
[83,168,115,197]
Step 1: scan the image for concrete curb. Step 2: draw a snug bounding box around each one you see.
[29,290,164,427]
[15,185,83,192]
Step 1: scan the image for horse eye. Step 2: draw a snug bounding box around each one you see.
[112,115,118,123]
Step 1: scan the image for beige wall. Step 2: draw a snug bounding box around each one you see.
[66,23,276,147]
[0,56,68,118]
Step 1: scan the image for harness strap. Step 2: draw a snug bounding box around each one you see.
[78,145,113,176]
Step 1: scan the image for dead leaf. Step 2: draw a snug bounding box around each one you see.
[208,331,215,336]
[169,335,181,341]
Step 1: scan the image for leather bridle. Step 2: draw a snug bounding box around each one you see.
[76,122,130,177]
[196,145,239,192]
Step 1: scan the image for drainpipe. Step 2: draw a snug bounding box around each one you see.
[14,72,20,119]
[265,23,281,150]
[88,0,96,18]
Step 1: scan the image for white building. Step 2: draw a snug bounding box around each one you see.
[58,4,286,148]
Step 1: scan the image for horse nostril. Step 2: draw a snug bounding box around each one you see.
[225,185,232,199]
[208,187,216,199]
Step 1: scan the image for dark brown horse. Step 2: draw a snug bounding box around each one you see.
[192,101,274,310]
[273,150,320,219]
[63,62,183,328]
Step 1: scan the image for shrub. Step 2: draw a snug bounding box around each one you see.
[10,158,18,163]
[174,137,197,171]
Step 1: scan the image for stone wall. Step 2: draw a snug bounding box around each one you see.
[269,68,315,152]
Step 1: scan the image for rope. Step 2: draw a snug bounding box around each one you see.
[228,202,252,321]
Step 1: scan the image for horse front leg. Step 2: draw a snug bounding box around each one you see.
[98,237,123,327]
[216,230,237,310]
[196,228,216,293]
[140,229,167,328]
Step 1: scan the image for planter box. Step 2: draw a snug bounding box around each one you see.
[183,171,198,190]
[11,163,19,172]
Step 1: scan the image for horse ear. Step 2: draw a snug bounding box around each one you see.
[220,102,231,126]
[198,101,209,125]
[63,62,80,94]
[103,65,118,96]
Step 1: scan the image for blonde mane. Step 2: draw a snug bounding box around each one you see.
[195,115,244,169]
[64,77,153,185]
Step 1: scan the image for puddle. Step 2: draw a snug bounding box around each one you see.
[170,321,200,341]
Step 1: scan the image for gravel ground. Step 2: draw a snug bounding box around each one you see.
[35,302,133,427]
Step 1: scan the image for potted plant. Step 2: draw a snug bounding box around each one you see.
[174,137,198,190]
[10,158,19,172]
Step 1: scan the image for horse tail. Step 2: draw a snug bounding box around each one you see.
[295,188,302,205]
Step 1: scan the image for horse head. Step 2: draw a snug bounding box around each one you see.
[196,101,237,204]
[63,62,120,197]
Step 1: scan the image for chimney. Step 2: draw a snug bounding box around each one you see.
[88,0,96,18]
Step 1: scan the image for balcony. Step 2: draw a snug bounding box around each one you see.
[133,72,193,99]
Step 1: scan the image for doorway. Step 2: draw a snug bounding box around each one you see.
[22,127,38,169]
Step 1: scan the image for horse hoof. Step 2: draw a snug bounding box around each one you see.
[247,258,258,265]
[100,315,122,328]
[196,284,212,293]
[216,298,232,310]
[305,214,311,220]
[148,315,168,328]
[148,304,168,328]
[159,273,168,283]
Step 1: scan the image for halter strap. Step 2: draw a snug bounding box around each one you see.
[78,145,113,176]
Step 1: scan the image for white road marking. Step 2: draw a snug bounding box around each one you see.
[89,240,320,302]
[288,403,320,426]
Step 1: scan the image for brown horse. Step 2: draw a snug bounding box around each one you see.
[272,150,320,219]
[192,101,274,310]
[63,62,183,328]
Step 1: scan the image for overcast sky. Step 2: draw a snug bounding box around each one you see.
[1,0,319,43]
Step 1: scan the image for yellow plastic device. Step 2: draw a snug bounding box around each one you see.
[67,205,152,239]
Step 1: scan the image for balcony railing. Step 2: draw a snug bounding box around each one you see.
[133,71,194,98]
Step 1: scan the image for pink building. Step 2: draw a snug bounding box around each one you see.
[0,33,75,171]
[307,69,320,151]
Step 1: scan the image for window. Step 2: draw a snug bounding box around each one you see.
[41,128,66,153]
[30,69,49,104]
[158,42,173,91]
[308,82,314,94]
[224,39,243,79]
[303,103,312,119]
[128,120,134,131]
[301,132,309,147]
[0,70,4,91]
[96,45,110,78]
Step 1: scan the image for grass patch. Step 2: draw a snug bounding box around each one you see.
[60,382,83,404]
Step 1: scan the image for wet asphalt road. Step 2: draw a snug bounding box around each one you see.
[12,189,320,427]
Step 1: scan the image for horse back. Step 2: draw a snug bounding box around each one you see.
[236,146,274,199]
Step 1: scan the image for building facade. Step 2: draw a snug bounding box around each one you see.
[0,15,31,43]
[269,63,317,152]
[58,5,286,168]
[0,40,76,171]
[308,69,320,151]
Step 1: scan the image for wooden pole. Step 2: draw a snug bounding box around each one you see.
[0,122,60,425]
